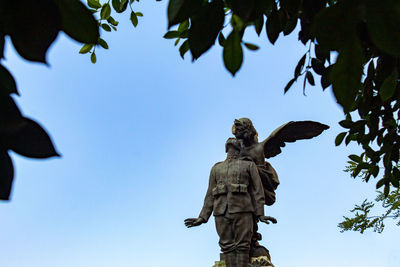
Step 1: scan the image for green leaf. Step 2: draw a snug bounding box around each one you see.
[136,12,144,17]
[112,0,121,11]
[178,20,189,32]
[98,38,108,49]
[349,154,361,163]
[0,65,18,95]
[379,72,397,102]
[130,11,138,27]
[167,0,201,28]
[164,31,180,39]
[366,0,400,56]
[188,0,225,59]
[179,40,189,59]
[55,0,99,44]
[91,52,97,63]
[0,152,14,200]
[335,132,347,146]
[107,16,119,26]
[101,23,111,32]
[266,10,281,44]
[330,39,363,112]
[223,31,243,76]
[244,43,259,51]
[87,0,102,9]
[313,1,358,51]
[100,3,111,20]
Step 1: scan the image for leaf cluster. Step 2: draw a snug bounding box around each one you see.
[0,0,100,200]
[80,0,146,63]
[338,188,400,233]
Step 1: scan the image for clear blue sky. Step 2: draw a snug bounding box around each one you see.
[0,2,399,267]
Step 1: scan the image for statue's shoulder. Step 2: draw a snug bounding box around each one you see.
[212,161,224,168]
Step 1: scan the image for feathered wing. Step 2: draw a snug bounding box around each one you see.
[262,121,329,159]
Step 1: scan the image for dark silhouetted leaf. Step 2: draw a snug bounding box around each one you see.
[244,43,259,51]
[101,24,111,32]
[5,0,61,63]
[294,53,306,77]
[0,95,24,135]
[54,0,99,44]
[366,0,400,56]
[379,72,397,102]
[311,58,325,75]
[179,40,189,59]
[0,65,18,95]
[230,0,256,22]
[189,0,224,59]
[218,32,225,46]
[168,0,202,28]
[313,1,357,51]
[5,118,59,159]
[306,71,315,86]
[284,78,296,93]
[283,16,297,36]
[223,31,243,76]
[330,39,363,112]
[254,15,264,36]
[0,152,14,200]
[335,132,347,146]
[266,10,281,44]
[349,154,362,163]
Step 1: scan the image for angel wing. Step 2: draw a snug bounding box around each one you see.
[262,121,329,159]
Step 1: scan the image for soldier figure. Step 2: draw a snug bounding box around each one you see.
[184,138,276,267]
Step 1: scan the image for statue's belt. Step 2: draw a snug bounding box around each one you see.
[212,183,248,196]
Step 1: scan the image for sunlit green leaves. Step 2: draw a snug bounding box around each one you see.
[223,31,243,76]
[100,3,111,20]
[79,44,93,54]
[88,0,102,9]
[130,11,138,27]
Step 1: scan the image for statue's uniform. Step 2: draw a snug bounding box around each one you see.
[199,158,265,267]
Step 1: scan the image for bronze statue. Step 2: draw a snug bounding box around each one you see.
[185,119,329,266]
[232,118,329,258]
[184,138,277,267]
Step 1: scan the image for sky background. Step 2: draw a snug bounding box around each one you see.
[1,2,399,267]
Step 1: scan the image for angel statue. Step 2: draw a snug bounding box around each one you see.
[232,118,329,259]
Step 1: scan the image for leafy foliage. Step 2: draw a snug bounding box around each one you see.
[0,0,99,200]
[338,188,400,233]
[163,0,400,231]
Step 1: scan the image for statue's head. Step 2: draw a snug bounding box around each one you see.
[225,137,240,157]
[232,118,258,143]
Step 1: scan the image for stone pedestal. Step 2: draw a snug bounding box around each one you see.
[212,255,274,267]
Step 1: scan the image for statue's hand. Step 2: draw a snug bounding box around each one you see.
[184,217,205,228]
[259,215,277,224]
